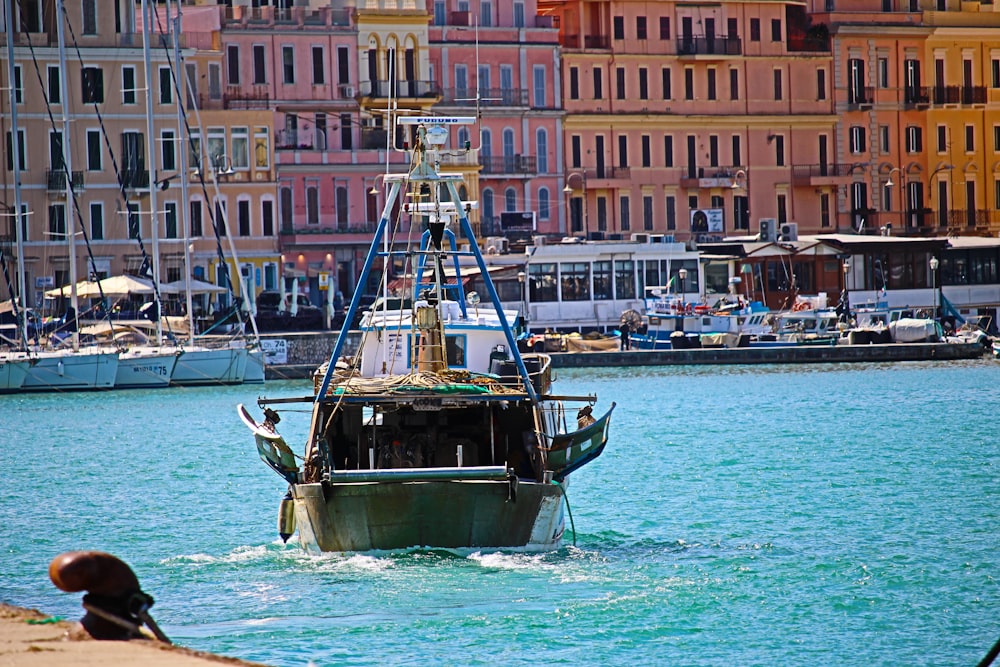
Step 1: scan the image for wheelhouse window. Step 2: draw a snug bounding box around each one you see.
[529,263,557,302]
[560,262,591,301]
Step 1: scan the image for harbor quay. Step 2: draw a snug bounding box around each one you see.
[259,331,985,379]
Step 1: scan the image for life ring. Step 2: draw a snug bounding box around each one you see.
[792,301,809,312]
[694,305,711,314]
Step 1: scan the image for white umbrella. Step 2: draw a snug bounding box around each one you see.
[290,279,299,316]
[44,275,174,299]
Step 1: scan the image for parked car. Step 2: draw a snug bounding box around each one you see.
[255,291,327,331]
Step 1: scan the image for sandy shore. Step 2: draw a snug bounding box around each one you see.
[0,604,268,667]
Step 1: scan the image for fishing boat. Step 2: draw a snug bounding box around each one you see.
[239,117,614,553]
[631,289,771,350]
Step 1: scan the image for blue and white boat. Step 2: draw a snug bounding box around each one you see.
[240,116,614,553]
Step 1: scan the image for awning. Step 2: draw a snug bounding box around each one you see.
[44,275,179,299]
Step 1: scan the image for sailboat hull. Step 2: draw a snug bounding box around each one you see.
[243,347,265,384]
[0,356,31,392]
[291,477,565,553]
[114,348,178,389]
[21,350,118,390]
[171,347,248,385]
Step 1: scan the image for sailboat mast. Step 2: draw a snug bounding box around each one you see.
[140,0,163,345]
[4,0,29,349]
[56,0,80,350]
[169,0,194,346]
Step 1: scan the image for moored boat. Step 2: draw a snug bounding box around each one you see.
[239,116,614,553]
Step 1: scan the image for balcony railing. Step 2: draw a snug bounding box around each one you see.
[676,36,742,56]
[46,170,84,192]
[904,86,931,107]
[480,155,537,175]
[791,164,857,179]
[933,85,960,105]
[223,6,352,28]
[559,34,610,50]
[786,33,831,52]
[223,86,270,110]
[360,80,441,99]
[440,87,529,106]
[947,209,993,231]
[847,86,874,108]
[961,86,986,105]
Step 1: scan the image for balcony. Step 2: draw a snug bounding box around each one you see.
[440,88,529,106]
[360,80,441,99]
[223,86,270,110]
[791,164,856,186]
[676,36,742,57]
[223,6,352,29]
[932,85,960,105]
[480,155,537,176]
[947,209,993,234]
[846,86,874,109]
[46,170,84,192]
[559,34,610,50]
[903,86,931,108]
[786,32,831,52]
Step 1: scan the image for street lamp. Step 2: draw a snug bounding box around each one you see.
[563,171,588,238]
[929,256,939,320]
[840,259,851,323]
[678,267,688,301]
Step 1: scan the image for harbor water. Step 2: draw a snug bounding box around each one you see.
[3,360,998,666]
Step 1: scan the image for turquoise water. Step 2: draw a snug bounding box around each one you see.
[3,361,999,666]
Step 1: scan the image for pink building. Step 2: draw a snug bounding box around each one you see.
[428,0,566,236]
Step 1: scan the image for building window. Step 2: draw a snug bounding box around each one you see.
[633,16,647,40]
[616,67,626,99]
[906,126,923,153]
[773,69,782,100]
[593,67,603,99]
[231,127,249,169]
[227,45,240,85]
[618,135,629,168]
[937,125,947,152]
[596,197,607,231]
[662,68,671,99]
[820,193,830,227]
[560,263,591,301]
[82,0,97,34]
[569,67,579,99]
[707,69,717,101]
[127,203,139,240]
[641,135,651,167]
[81,66,104,103]
[620,196,631,231]
[158,67,173,104]
[514,1,525,27]
[47,65,60,104]
[994,126,1000,151]
[777,194,787,223]
[190,200,203,237]
[666,196,676,230]
[538,187,550,220]
[880,125,890,153]
[643,195,654,230]
[533,65,546,107]
[750,19,760,42]
[89,202,103,240]
[850,126,866,154]
[732,135,742,166]
[86,130,101,171]
[993,59,1000,88]
[238,200,251,236]
[312,46,325,85]
[571,135,581,167]
[817,68,826,100]
[613,16,624,40]
[165,202,179,239]
[771,19,781,41]
[122,66,136,104]
[306,184,319,225]
[775,136,785,166]
[639,67,648,99]
[12,65,21,104]
[282,46,295,84]
[709,135,719,167]
[161,130,176,171]
[261,200,274,236]
[965,125,975,152]
[684,68,693,100]
[504,187,517,212]
[664,135,674,167]
[877,57,889,88]
[615,260,636,299]
[730,69,739,100]
[253,45,266,84]
[536,128,548,173]
[659,16,671,39]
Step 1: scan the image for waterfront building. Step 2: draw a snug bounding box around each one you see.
[429,0,566,237]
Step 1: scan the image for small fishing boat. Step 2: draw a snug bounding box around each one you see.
[239,116,614,553]
[631,290,771,350]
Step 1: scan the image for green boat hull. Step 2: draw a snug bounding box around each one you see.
[291,477,566,553]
